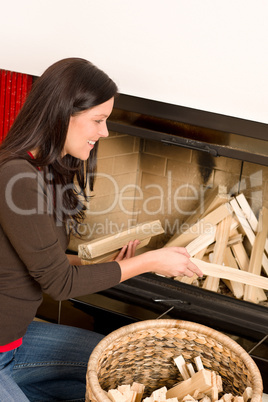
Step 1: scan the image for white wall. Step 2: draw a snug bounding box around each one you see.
[1,0,268,124]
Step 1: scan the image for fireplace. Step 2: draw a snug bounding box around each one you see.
[67,94,268,389]
[1,70,267,388]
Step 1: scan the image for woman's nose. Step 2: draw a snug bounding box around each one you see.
[99,123,109,138]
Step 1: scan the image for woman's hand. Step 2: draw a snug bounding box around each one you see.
[118,246,203,282]
[144,247,203,278]
[114,240,140,261]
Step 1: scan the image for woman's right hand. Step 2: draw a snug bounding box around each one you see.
[143,247,203,278]
[118,246,203,282]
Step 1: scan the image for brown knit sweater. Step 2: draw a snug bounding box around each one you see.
[0,159,121,345]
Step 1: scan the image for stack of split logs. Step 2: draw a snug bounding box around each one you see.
[165,186,268,304]
[78,186,268,304]
[106,355,253,402]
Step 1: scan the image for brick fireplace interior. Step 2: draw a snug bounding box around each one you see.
[69,129,268,252]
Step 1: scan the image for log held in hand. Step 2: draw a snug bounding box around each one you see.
[191,257,268,291]
[78,220,164,260]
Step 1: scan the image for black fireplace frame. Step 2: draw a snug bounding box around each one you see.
[108,93,268,166]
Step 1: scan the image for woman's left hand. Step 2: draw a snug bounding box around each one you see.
[114,239,140,261]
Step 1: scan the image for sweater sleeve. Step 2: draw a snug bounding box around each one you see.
[0,161,121,300]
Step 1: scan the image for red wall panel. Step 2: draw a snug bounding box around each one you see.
[0,69,33,143]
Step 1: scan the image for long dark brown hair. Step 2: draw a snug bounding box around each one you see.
[0,58,118,226]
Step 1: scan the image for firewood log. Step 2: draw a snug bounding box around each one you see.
[165,203,233,248]
[78,220,164,260]
[166,369,212,399]
[190,257,268,290]
[244,206,268,302]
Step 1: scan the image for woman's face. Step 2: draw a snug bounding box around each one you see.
[63,97,114,160]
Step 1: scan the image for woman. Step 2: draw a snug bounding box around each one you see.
[0,58,202,401]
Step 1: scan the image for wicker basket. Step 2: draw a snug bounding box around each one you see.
[86,319,263,402]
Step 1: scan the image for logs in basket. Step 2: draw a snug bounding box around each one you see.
[85,319,263,402]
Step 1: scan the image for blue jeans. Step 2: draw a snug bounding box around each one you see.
[0,321,104,401]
